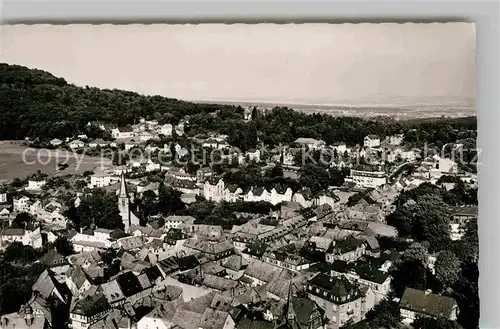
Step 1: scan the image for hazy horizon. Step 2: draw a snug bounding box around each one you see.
[1,23,476,106]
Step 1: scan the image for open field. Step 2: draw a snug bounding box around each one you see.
[202,99,476,120]
[0,141,111,183]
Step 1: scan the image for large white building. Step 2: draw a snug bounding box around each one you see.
[389,134,404,146]
[89,171,115,188]
[157,124,173,136]
[294,138,326,150]
[0,227,43,249]
[307,273,376,329]
[111,126,135,139]
[346,169,387,188]
[13,196,30,212]
[27,179,47,191]
[364,135,381,148]
[399,288,459,325]
[0,191,7,204]
[438,157,458,174]
[243,187,293,205]
[70,229,115,253]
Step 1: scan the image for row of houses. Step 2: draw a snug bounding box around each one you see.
[203,178,338,208]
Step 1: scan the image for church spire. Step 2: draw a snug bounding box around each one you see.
[118,172,131,231]
[119,172,128,199]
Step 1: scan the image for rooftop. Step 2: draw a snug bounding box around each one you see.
[72,293,110,317]
[400,287,458,319]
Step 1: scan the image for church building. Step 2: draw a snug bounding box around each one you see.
[118,172,140,232]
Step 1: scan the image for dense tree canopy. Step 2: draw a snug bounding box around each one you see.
[435,251,461,287]
[0,64,476,151]
[69,189,123,230]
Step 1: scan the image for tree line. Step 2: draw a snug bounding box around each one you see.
[1,64,476,154]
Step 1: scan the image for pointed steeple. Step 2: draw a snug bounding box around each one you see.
[119,172,129,199]
[118,172,131,231]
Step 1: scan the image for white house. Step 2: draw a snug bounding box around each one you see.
[389,134,404,146]
[112,126,135,139]
[364,135,381,148]
[244,187,293,205]
[438,158,458,174]
[0,208,10,218]
[139,131,155,141]
[346,169,387,188]
[157,124,173,136]
[0,191,7,204]
[307,273,376,328]
[50,138,63,147]
[29,200,67,226]
[428,255,437,275]
[163,215,196,230]
[69,293,111,329]
[175,123,185,136]
[145,160,161,172]
[88,139,109,148]
[27,179,47,191]
[68,140,85,149]
[0,227,43,249]
[70,229,113,253]
[244,107,253,121]
[89,173,114,189]
[246,149,261,162]
[292,188,315,208]
[13,196,30,212]
[399,288,459,325]
[294,138,326,150]
[65,265,92,296]
[330,269,391,304]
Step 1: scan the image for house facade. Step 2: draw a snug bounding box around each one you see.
[364,135,381,148]
[307,273,375,329]
[399,288,459,325]
[346,169,387,188]
[28,179,47,191]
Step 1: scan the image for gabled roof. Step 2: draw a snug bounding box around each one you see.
[171,309,204,329]
[117,125,134,132]
[244,259,294,284]
[291,297,322,327]
[67,265,90,289]
[32,269,71,303]
[399,287,458,319]
[221,255,248,272]
[202,274,238,291]
[71,293,110,317]
[199,308,232,329]
[115,271,144,297]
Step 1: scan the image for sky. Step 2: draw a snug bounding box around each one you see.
[0,23,476,105]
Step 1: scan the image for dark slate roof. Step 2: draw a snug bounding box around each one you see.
[308,273,359,300]
[291,297,321,328]
[176,255,200,271]
[115,271,144,297]
[71,293,111,317]
[399,288,458,319]
[40,249,68,267]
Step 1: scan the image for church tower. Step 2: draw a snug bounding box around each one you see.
[118,172,131,231]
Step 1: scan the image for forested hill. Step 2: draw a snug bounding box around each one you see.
[0,63,477,147]
[0,63,236,140]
